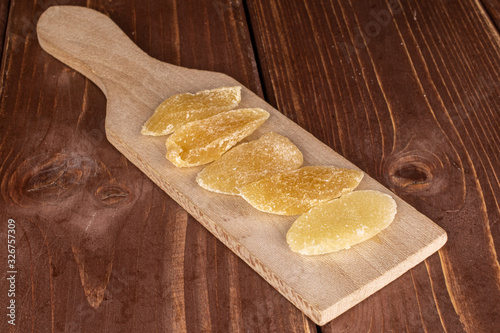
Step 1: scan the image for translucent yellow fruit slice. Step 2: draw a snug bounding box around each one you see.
[141,86,242,136]
[166,108,270,168]
[196,132,303,195]
[240,166,364,215]
[286,190,397,255]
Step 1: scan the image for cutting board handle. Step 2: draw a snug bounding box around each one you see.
[37,6,156,95]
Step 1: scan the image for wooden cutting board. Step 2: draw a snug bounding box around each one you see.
[36,6,447,326]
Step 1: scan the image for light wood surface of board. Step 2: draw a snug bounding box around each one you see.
[36,6,447,325]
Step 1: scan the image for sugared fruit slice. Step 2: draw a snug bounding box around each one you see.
[196,132,303,195]
[240,166,363,215]
[166,108,270,167]
[286,190,397,255]
[141,86,241,136]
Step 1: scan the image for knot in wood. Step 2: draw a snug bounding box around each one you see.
[386,153,436,192]
[8,152,99,206]
[95,185,130,206]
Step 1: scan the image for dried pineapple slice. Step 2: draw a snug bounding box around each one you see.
[141,86,241,136]
[166,108,270,167]
[196,132,303,195]
[240,166,363,215]
[286,190,397,255]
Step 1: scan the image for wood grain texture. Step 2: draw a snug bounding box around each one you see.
[0,0,315,332]
[481,0,500,30]
[37,5,446,325]
[246,0,500,331]
[0,0,498,331]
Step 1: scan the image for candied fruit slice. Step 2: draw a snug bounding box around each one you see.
[141,86,241,136]
[286,190,397,255]
[240,166,363,215]
[166,108,270,167]
[196,132,303,195]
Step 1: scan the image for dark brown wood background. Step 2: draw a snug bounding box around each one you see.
[1,0,499,332]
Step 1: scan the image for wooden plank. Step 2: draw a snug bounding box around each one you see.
[0,0,315,332]
[246,0,500,331]
[37,5,446,326]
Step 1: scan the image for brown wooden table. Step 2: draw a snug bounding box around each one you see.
[1,0,499,332]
